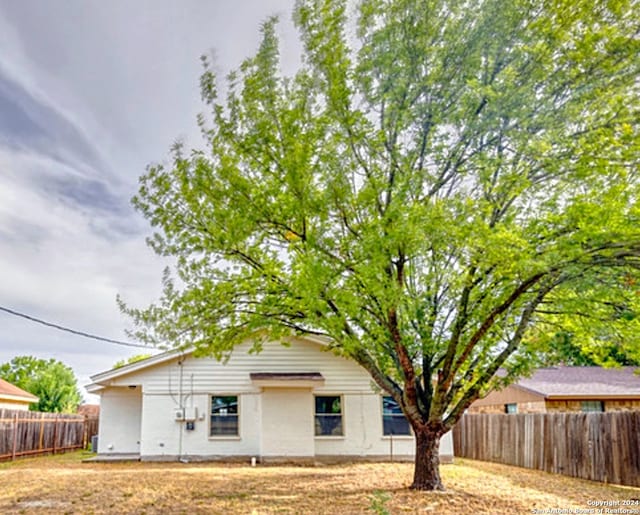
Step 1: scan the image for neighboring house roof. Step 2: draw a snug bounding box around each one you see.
[513,366,640,399]
[0,378,38,404]
[77,404,100,417]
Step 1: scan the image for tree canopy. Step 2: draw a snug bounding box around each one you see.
[122,0,640,490]
[541,331,640,367]
[0,356,82,413]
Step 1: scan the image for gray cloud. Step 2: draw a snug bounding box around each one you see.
[0,71,107,176]
[43,175,126,214]
[0,216,47,245]
[0,74,47,140]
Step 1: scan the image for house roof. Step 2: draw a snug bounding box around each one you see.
[86,348,185,392]
[0,378,38,403]
[86,335,333,393]
[514,366,640,399]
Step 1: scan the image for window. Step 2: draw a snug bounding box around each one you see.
[210,395,238,436]
[315,396,343,436]
[382,396,410,435]
[581,401,604,413]
[505,403,518,414]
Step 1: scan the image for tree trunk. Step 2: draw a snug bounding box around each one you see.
[411,427,444,491]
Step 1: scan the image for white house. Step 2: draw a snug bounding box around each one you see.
[86,336,453,463]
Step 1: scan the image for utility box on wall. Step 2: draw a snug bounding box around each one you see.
[174,407,197,422]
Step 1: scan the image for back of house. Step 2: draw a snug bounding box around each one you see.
[87,336,454,463]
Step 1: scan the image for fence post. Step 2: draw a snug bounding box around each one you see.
[11,412,18,461]
[82,416,88,450]
[52,414,58,455]
[39,412,45,451]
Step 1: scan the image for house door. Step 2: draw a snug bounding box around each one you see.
[260,388,314,458]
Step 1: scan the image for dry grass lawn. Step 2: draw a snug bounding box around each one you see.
[0,451,638,514]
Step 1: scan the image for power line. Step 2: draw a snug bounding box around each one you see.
[0,305,150,349]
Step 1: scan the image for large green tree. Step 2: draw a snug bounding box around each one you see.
[0,356,82,413]
[541,331,640,366]
[123,0,640,490]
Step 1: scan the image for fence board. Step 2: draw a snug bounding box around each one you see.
[0,408,99,461]
[452,412,640,487]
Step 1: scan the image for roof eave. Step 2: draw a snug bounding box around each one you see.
[89,347,191,385]
[0,393,39,403]
[85,383,105,394]
[509,383,546,398]
[545,394,640,400]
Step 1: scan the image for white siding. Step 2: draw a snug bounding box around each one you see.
[440,429,454,458]
[105,338,374,394]
[98,386,141,453]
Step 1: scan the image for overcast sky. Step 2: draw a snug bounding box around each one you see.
[0,0,300,402]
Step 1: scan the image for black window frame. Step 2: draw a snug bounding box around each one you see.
[382,396,411,436]
[210,395,239,437]
[314,395,343,436]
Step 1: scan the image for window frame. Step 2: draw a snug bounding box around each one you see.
[209,394,240,438]
[314,395,344,437]
[381,396,412,436]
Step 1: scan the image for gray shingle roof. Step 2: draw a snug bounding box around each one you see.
[516,366,640,398]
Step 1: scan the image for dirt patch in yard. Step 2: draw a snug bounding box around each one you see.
[0,451,638,514]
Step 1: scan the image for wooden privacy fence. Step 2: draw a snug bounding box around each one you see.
[452,412,640,487]
[0,408,99,461]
